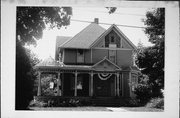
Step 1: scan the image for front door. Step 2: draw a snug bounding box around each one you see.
[94,74,115,97]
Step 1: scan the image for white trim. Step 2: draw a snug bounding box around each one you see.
[62,73,64,96]
[90,72,93,96]
[117,73,120,96]
[91,48,92,63]
[129,72,132,97]
[114,75,116,96]
[93,47,133,50]
[74,72,78,96]
[90,24,137,50]
[92,56,121,70]
[122,73,124,97]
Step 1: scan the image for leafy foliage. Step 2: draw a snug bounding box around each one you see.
[41,74,58,96]
[136,8,164,97]
[16,7,72,110]
[146,97,164,109]
[106,7,117,14]
[16,40,34,110]
[134,84,152,104]
[16,7,72,46]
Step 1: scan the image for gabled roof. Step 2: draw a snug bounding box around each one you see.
[60,23,106,49]
[92,57,121,71]
[55,36,72,60]
[35,56,61,68]
[90,24,137,50]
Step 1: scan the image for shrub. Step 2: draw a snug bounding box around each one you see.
[29,100,48,107]
[124,99,140,107]
[29,98,93,107]
[146,97,164,109]
[134,84,152,104]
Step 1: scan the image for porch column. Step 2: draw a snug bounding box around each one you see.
[90,72,94,96]
[74,71,78,96]
[122,73,124,97]
[37,71,41,96]
[57,72,61,96]
[116,73,120,97]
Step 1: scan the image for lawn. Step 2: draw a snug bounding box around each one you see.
[30,106,163,112]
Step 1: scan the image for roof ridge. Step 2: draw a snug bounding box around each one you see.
[113,25,137,50]
[90,24,137,50]
[90,25,114,48]
[60,24,93,48]
[59,37,73,47]
[61,23,106,49]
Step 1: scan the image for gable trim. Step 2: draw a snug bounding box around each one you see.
[92,56,121,70]
[90,24,137,50]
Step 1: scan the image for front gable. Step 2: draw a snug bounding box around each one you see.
[92,57,121,71]
[91,24,137,50]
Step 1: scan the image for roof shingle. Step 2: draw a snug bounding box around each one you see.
[61,23,106,49]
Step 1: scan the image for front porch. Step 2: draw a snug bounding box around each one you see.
[37,70,124,98]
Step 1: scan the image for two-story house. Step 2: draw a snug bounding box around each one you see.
[36,18,139,102]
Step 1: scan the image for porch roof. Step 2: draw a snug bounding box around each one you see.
[35,57,138,72]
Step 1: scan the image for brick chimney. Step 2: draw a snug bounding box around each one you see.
[94,18,99,24]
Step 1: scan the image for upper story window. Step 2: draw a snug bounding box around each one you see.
[77,49,84,63]
[109,50,116,63]
[110,36,115,43]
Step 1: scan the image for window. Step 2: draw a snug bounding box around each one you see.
[111,36,115,43]
[109,50,116,63]
[77,77,83,90]
[77,49,84,63]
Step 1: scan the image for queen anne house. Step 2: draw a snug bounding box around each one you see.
[35,18,139,105]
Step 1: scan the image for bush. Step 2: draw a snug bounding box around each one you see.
[29,100,48,107]
[146,97,164,109]
[29,98,92,107]
[134,84,152,104]
[124,99,140,107]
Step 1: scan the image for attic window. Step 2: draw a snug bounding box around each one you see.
[110,36,115,43]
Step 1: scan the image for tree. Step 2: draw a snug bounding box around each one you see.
[136,8,165,97]
[16,7,72,110]
[17,7,72,46]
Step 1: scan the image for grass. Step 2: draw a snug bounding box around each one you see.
[30,106,112,111]
[121,107,163,112]
[30,106,163,112]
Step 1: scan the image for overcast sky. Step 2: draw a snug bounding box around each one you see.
[28,7,154,60]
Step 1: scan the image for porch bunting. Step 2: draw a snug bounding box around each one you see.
[35,57,131,98]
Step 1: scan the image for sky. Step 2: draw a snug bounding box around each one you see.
[28,7,154,60]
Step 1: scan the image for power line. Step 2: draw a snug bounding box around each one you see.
[73,9,145,16]
[71,19,147,29]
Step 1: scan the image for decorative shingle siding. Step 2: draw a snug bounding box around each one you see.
[92,49,108,64]
[116,50,132,67]
[63,49,77,64]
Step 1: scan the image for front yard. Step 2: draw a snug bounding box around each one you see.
[30,106,163,112]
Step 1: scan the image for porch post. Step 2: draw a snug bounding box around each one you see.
[122,73,124,97]
[114,74,116,96]
[61,73,64,96]
[37,71,41,96]
[116,73,120,97]
[57,72,61,96]
[90,72,93,96]
[74,71,78,96]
